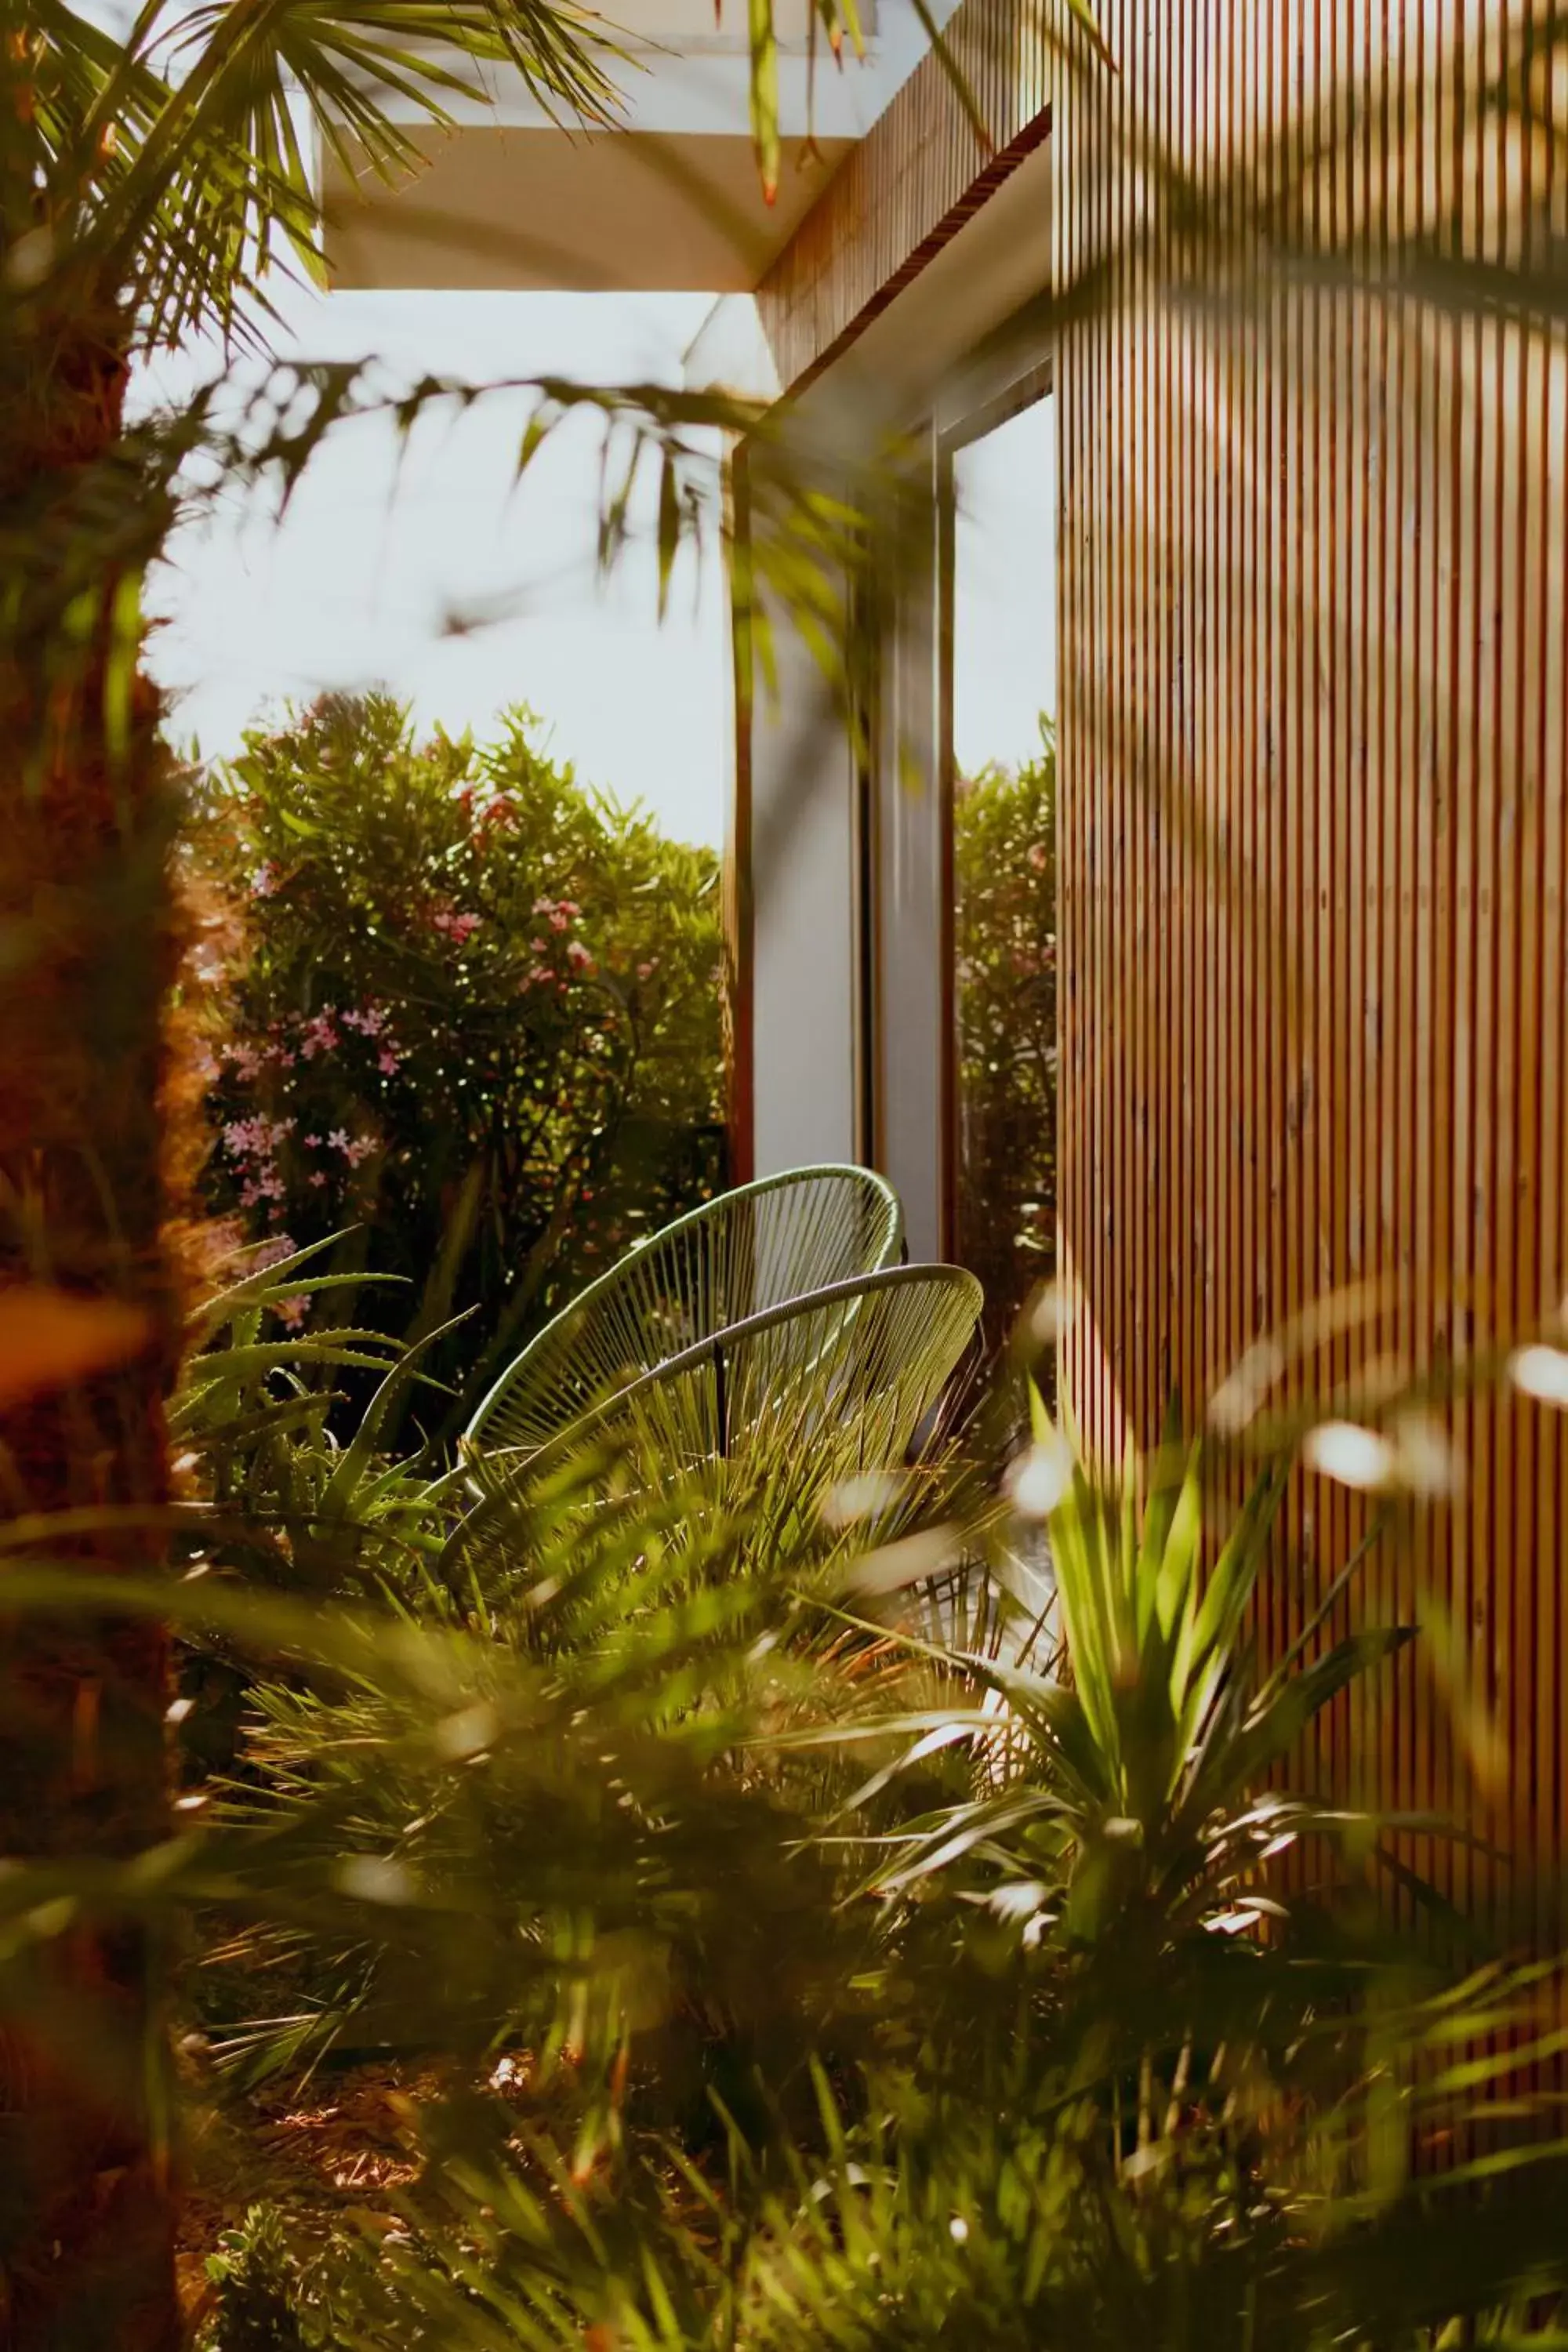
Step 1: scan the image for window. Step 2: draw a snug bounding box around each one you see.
[943,383,1058,1350]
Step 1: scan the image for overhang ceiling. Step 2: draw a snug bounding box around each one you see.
[322,126,855,295]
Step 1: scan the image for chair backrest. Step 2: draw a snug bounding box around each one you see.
[453,1265,983,1581]
[466,1164,904,1460]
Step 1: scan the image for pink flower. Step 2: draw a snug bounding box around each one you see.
[566,940,595,971]
[340,1004,388,1036]
[378,1047,401,1076]
[252,863,278,898]
[432,908,481,946]
[308,1171,328,1189]
[548,910,569,932]
[531,937,548,952]
[327,1128,349,1153]
[223,1113,292,1160]
[303,1134,321,1149]
[299,1011,339,1060]
[278,1294,310,1330]
[1027,842,1048,872]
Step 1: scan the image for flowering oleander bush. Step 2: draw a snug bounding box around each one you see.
[952,723,1056,1348]
[186,694,724,1421]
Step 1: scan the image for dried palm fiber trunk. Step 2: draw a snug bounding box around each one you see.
[0,269,186,2350]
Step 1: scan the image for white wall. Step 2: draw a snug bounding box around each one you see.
[749,614,860,1175]
[873,493,945,1264]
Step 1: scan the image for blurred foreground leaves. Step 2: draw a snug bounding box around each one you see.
[4,1265,1568,2346]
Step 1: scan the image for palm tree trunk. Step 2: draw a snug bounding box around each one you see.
[0,307,185,2349]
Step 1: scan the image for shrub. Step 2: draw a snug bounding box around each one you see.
[195,2205,336,2351]
[185,695,726,1425]
[162,1301,1568,2350]
[952,724,1056,1350]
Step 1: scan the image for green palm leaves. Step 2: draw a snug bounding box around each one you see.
[9,0,619,349]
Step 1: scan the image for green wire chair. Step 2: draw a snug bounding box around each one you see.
[452,1262,982,1582]
[465,1163,904,1466]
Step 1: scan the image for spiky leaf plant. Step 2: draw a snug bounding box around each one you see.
[6,1265,1567,2348]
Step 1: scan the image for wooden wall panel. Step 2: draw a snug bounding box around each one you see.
[754,0,1052,389]
[750,0,1568,1886]
[1052,0,1568,1895]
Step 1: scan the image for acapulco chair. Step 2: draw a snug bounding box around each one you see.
[451,1263,982,1585]
[463,1163,903,1468]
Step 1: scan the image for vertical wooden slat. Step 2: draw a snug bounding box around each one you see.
[1407,0,1438,1907]
[1380,0,1411,1885]
[1261,0,1284,1681]
[1535,0,1568,1893]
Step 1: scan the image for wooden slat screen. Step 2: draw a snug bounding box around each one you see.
[1053,0,1568,1905]
[754,0,1052,388]
[749,0,1568,1896]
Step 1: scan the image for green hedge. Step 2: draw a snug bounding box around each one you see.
[186,694,725,1429]
[953,724,1056,1348]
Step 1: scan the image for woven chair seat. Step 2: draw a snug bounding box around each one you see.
[465,1163,903,1465]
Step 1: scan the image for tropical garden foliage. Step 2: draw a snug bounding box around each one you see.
[5,0,1568,2344]
[953,726,1056,1348]
[187,694,724,1424]
[0,0,732,2332]
[77,1263,1568,2347]
[0,0,873,2321]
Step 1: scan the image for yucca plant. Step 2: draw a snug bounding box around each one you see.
[116,1266,869,2147]
[821,1401,1424,2131]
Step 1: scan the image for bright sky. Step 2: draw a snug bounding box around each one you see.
[952,395,1058,776]
[138,287,728,848]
